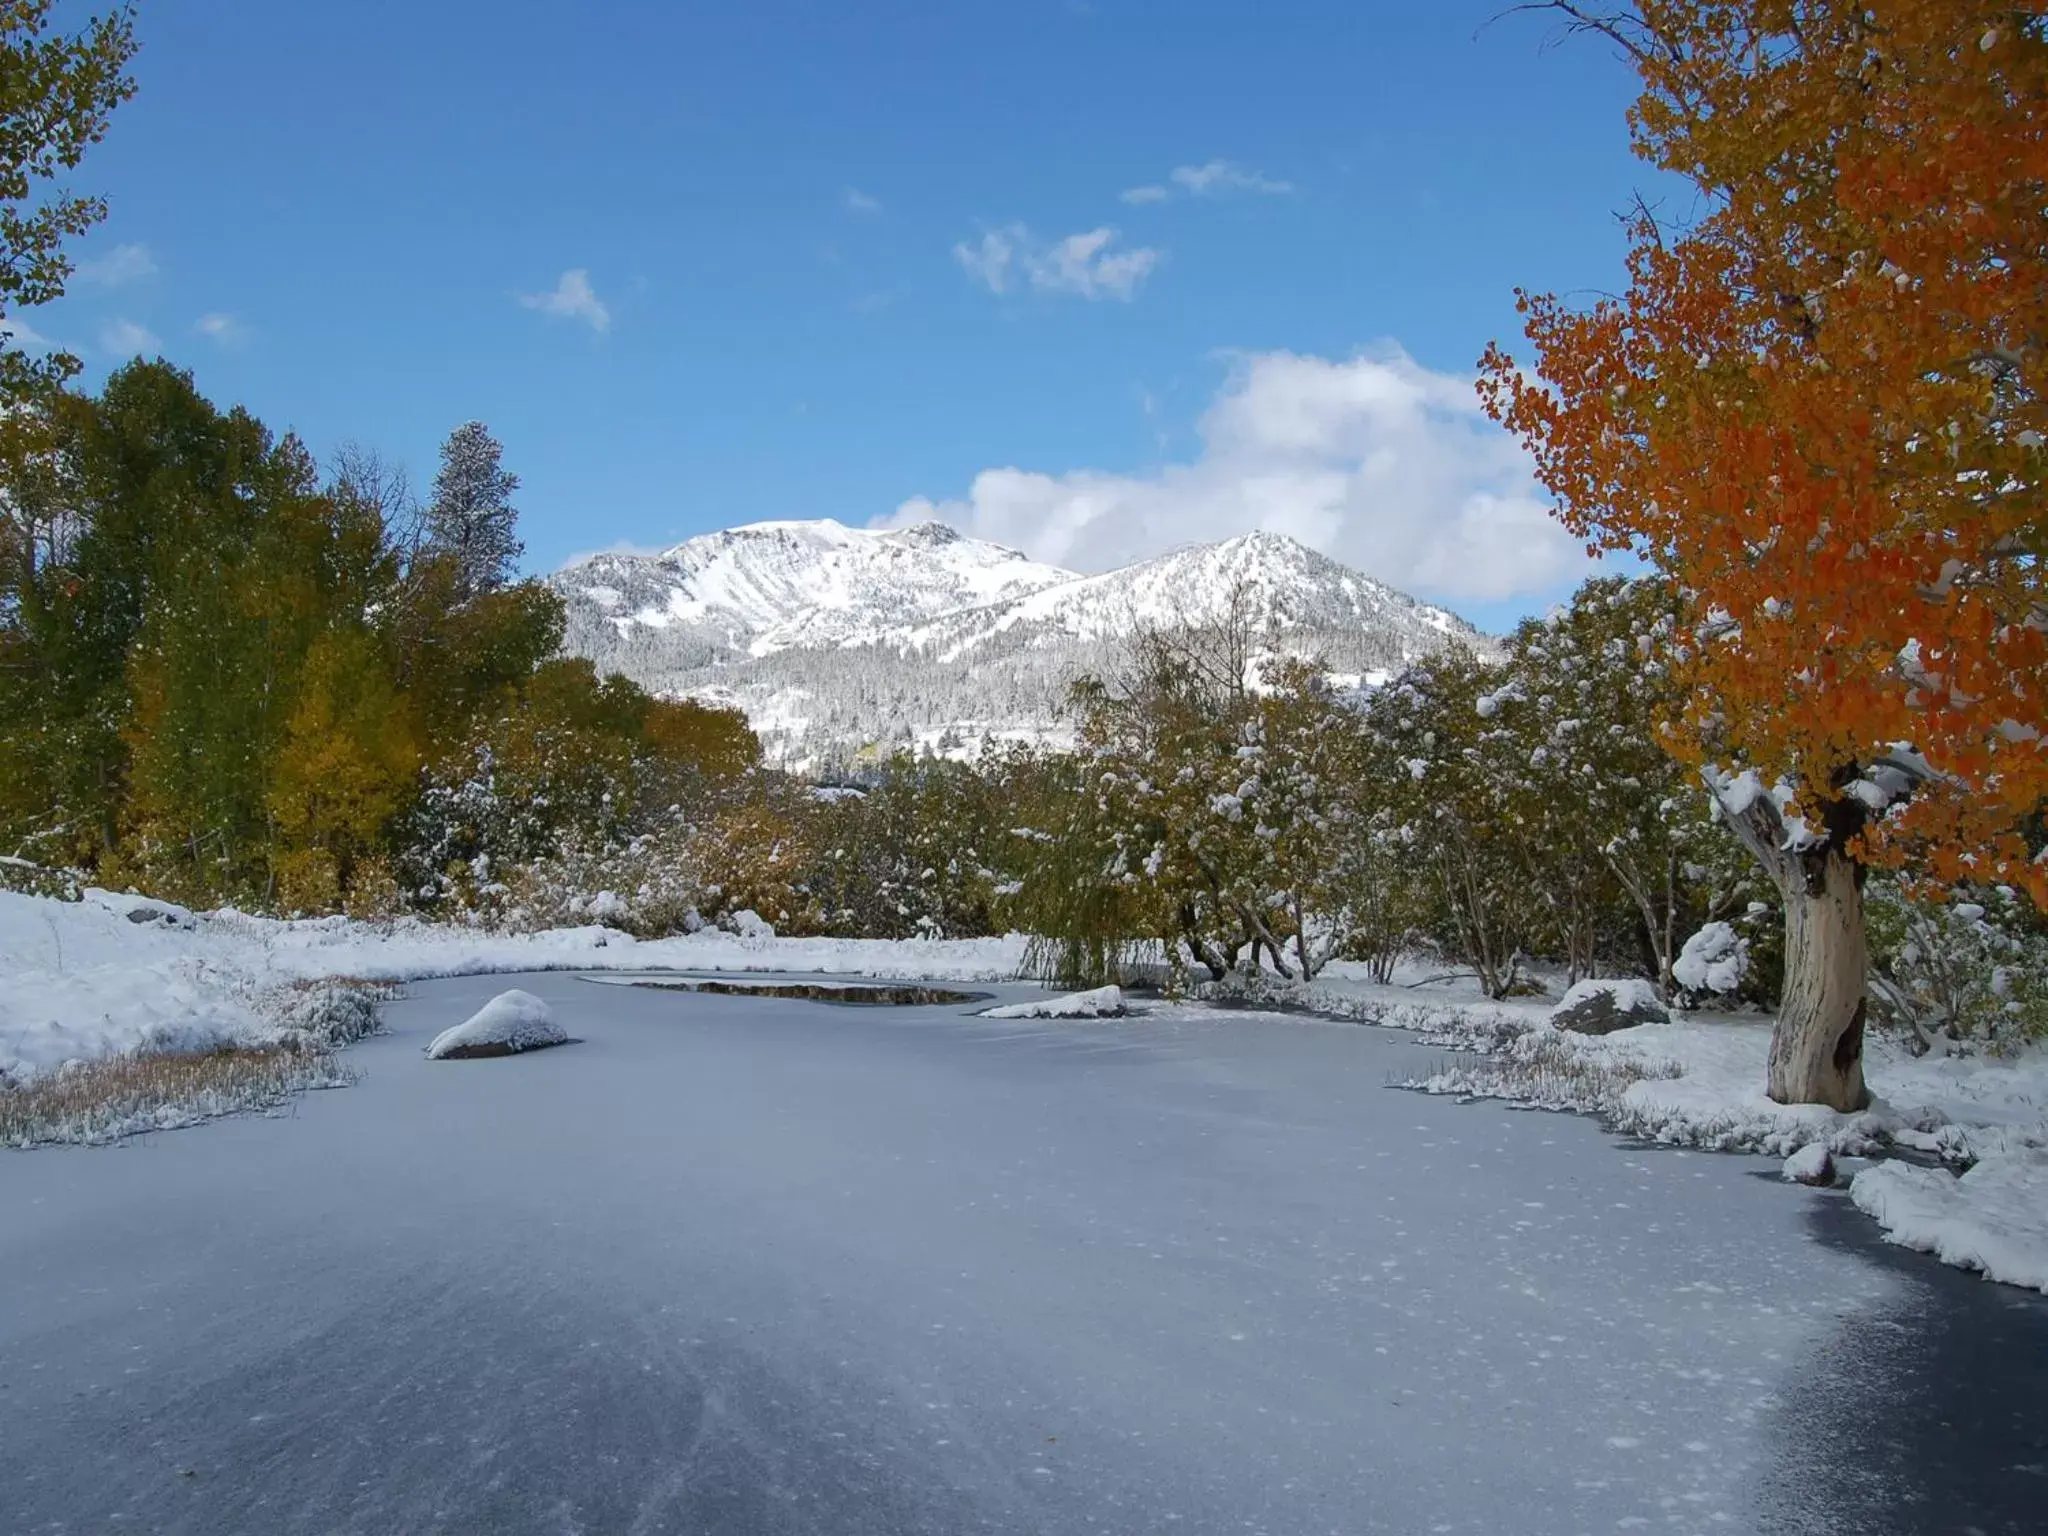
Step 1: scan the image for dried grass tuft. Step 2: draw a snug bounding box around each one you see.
[1403,1029,1682,1112]
[2,1044,354,1148]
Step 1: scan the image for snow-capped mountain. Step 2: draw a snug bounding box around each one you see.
[558,519,1073,666]
[552,520,1494,768]
[898,531,1474,662]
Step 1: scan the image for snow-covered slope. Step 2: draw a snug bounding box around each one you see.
[552,521,1496,767]
[558,520,1075,666]
[901,531,1477,662]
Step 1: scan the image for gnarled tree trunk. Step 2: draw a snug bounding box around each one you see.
[1768,844,1869,1111]
[1704,770,1872,1112]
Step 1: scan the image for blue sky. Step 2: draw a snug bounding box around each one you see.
[20,0,1665,631]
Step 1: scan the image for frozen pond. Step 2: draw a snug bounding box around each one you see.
[3,973,2042,1534]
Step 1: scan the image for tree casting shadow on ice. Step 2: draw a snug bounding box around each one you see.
[1751,1196,2048,1536]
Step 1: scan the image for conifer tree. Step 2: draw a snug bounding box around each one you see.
[425,421,522,595]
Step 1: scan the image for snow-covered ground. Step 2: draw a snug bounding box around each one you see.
[0,888,1027,1088]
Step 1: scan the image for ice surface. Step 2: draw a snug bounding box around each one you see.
[7,973,2041,1533]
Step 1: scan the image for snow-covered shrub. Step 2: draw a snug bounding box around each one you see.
[1674,921,1749,1002]
[0,857,84,902]
[723,907,775,940]
[498,822,708,937]
[1866,881,2048,1054]
[264,980,393,1047]
[800,753,1005,941]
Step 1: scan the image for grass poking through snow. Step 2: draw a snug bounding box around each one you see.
[1,978,391,1148]
[1,1044,355,1147]
[1405,1029,1683,1114]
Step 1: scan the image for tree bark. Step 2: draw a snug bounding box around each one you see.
[1704,769,1872,1112]
[1768,844,1870,1111]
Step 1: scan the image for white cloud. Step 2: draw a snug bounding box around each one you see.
[193,312,245,345]
[1123,161,1294,204]
[98,317,160,356]
[955,224,1161,302]
[75,242,157,288]
[954,228,1019,294]
[519,268,610,332]
[843,186,882,215]
[878,347,1591,605]
[1171,159,1293,196]
[1030,228,1160,300]
[2,314,53,349]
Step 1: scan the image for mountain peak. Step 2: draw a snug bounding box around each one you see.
[549,522,1492,766]
[887,519,963,547]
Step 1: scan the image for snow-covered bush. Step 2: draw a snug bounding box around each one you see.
[723,907,775,940]
[263,980,393,1047]
[800,753,1005,941]
[498,821,708,937]
[0,857,84,902]
[1674,921,1749,1002]
[1866,882,2048,1054]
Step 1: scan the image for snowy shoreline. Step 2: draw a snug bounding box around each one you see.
[6,889,2042,1293]
[1176,964,2048,1295]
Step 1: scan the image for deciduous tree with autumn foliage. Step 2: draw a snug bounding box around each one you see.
[1480,2,2045,1108]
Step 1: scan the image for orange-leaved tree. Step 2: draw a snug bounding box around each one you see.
[1480,2,2045,1109]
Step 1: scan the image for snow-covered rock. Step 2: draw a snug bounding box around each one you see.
[85,887,196,928]
[1550,978,1669,1035]
[426,990,568,1060]
[982,985,1127,1020]
[1781,1143,1835,1186]
[1675,922,1749,996]
[1850,1151,2048,1294]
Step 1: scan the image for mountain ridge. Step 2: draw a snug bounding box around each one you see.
[550,519,1494,768]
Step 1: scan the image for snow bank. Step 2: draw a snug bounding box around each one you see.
[1418,1012,2048,1160]
[1851,1152,2048,1294]
[426,990,567,1060]
[2,895,271,1085]
[982,985,1126,1020]
[0,889,1029,1086]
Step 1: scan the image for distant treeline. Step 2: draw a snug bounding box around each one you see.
[0,360,757,912]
